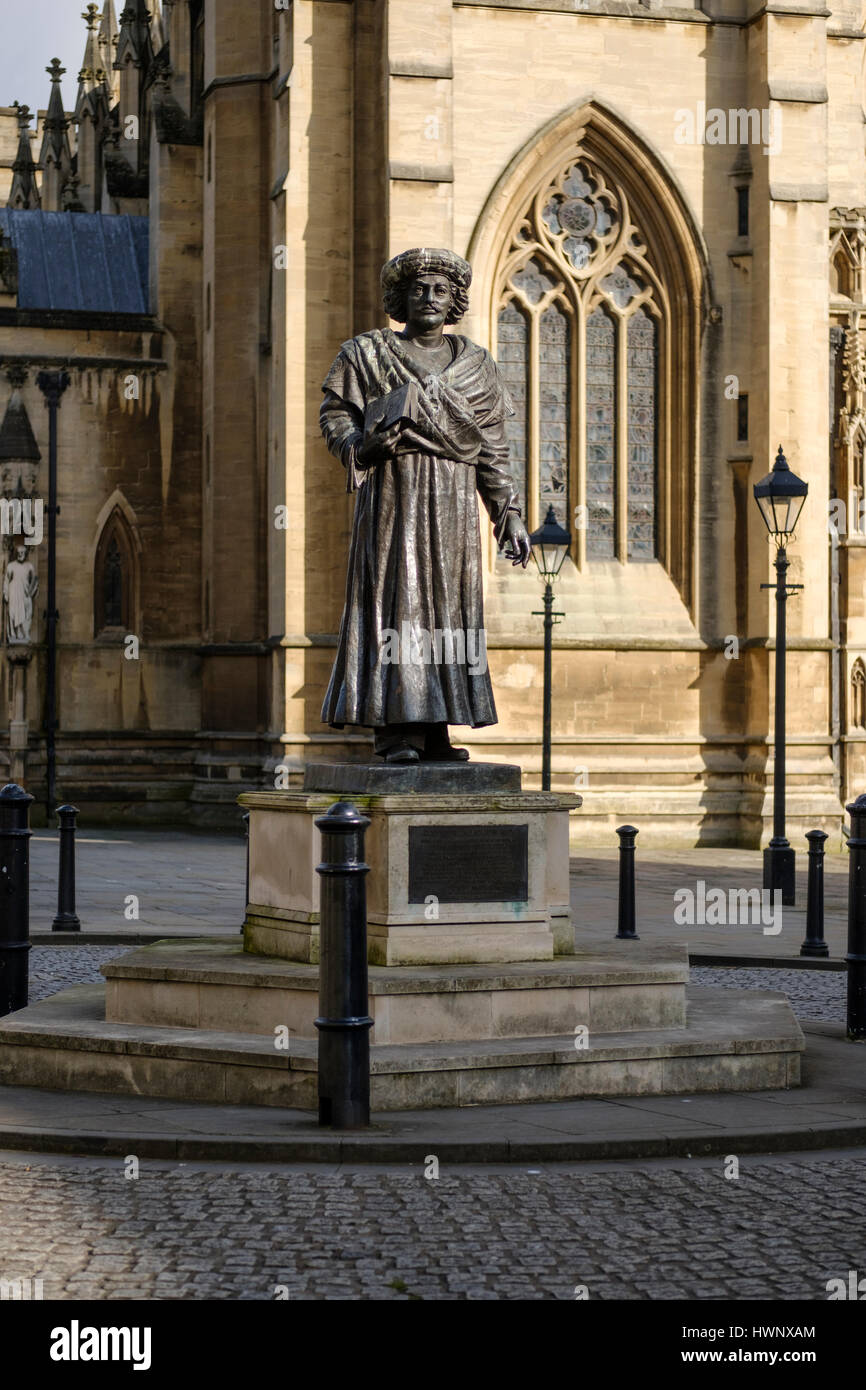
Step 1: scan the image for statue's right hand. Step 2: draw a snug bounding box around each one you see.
[357,421,403,468]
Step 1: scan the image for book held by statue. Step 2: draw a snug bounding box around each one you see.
[363,380,421,436]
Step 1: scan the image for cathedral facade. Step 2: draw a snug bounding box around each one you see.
[0,0,862,842]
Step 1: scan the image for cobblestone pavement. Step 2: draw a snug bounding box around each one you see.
[691,966,844,1023]
[0,1151,863,1300]
[28,948,128,1004]
[8,955,860,1301]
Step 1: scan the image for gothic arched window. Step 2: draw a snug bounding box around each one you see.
[103,536,123,626]
[498,301,529,508]
[495,156,665,566]
[94,507,138,636]
[852,659,866,730]
[831,243,856,300]
[852,433,866,537]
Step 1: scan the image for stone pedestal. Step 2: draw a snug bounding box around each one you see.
[0,940,804,1111]
[0,760,805,1114]
[240,763,581,966]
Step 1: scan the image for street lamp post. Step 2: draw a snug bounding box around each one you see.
[35,370,70,821]
[529,505,571,792]
[753,445,808,907]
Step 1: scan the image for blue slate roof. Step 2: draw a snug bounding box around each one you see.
[0,210,149,314]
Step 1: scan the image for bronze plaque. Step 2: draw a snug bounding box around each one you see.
[408,824,529,904]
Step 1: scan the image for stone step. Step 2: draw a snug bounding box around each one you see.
[100,938,689,1043]
[0,984,803,1111]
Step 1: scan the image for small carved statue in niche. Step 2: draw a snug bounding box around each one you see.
[4,543,38,644]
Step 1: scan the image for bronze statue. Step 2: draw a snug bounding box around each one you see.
[320,247,530,764]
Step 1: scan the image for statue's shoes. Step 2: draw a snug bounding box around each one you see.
[381,742,421,763]
[422,744,470,762]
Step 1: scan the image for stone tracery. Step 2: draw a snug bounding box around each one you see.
[494,151,661,563]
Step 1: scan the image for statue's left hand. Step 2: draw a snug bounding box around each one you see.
[501,512,531,568]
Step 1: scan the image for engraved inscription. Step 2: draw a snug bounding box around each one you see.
[408,824,529,904]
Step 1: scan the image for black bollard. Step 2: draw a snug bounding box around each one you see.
[846,794,866,1039]
[615,824,640,940]
[51,804,81,932]
[239,810,250,937]
[0,783,34,1016]
[314,800,373,1128]
[800,830,828,958]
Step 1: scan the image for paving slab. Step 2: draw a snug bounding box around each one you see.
[571,846,850,962]
[25,832,854,966]
[599,1092,857,1128]
[0,1024,861,1162]
[29,829,246,938]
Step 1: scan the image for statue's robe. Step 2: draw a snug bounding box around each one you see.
[4,560,37,644]
[320,327,519,730]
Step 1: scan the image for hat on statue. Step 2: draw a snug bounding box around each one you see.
[380,247,472,324]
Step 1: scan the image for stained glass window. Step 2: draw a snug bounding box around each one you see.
[538,303,569,527]
[495,151,664,566]
[586,308,616,559]
[497,301,529,513]
[512,259,558,306]
[103,535,124,627]
[95,510,136,636]
[853,435,865,536]
[627,308,656,560]
[853,661,866,729]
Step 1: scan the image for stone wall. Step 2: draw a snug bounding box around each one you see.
[1,0,860,843]
[267,0,854,843]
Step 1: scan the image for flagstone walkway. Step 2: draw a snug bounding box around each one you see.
[29,830,851,962]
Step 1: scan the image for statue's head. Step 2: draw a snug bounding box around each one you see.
[14,545,25,563]
[381,247,472,327]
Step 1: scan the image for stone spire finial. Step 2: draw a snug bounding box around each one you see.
[83,3,100,28]
[99,0,120,101]
[75,0,110,209]
[99,0,119,49]
[78,4,106,90]
[43,60,68,133]
[7,104,40,210]
[40,61,73,210]
[116,2,154,69]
